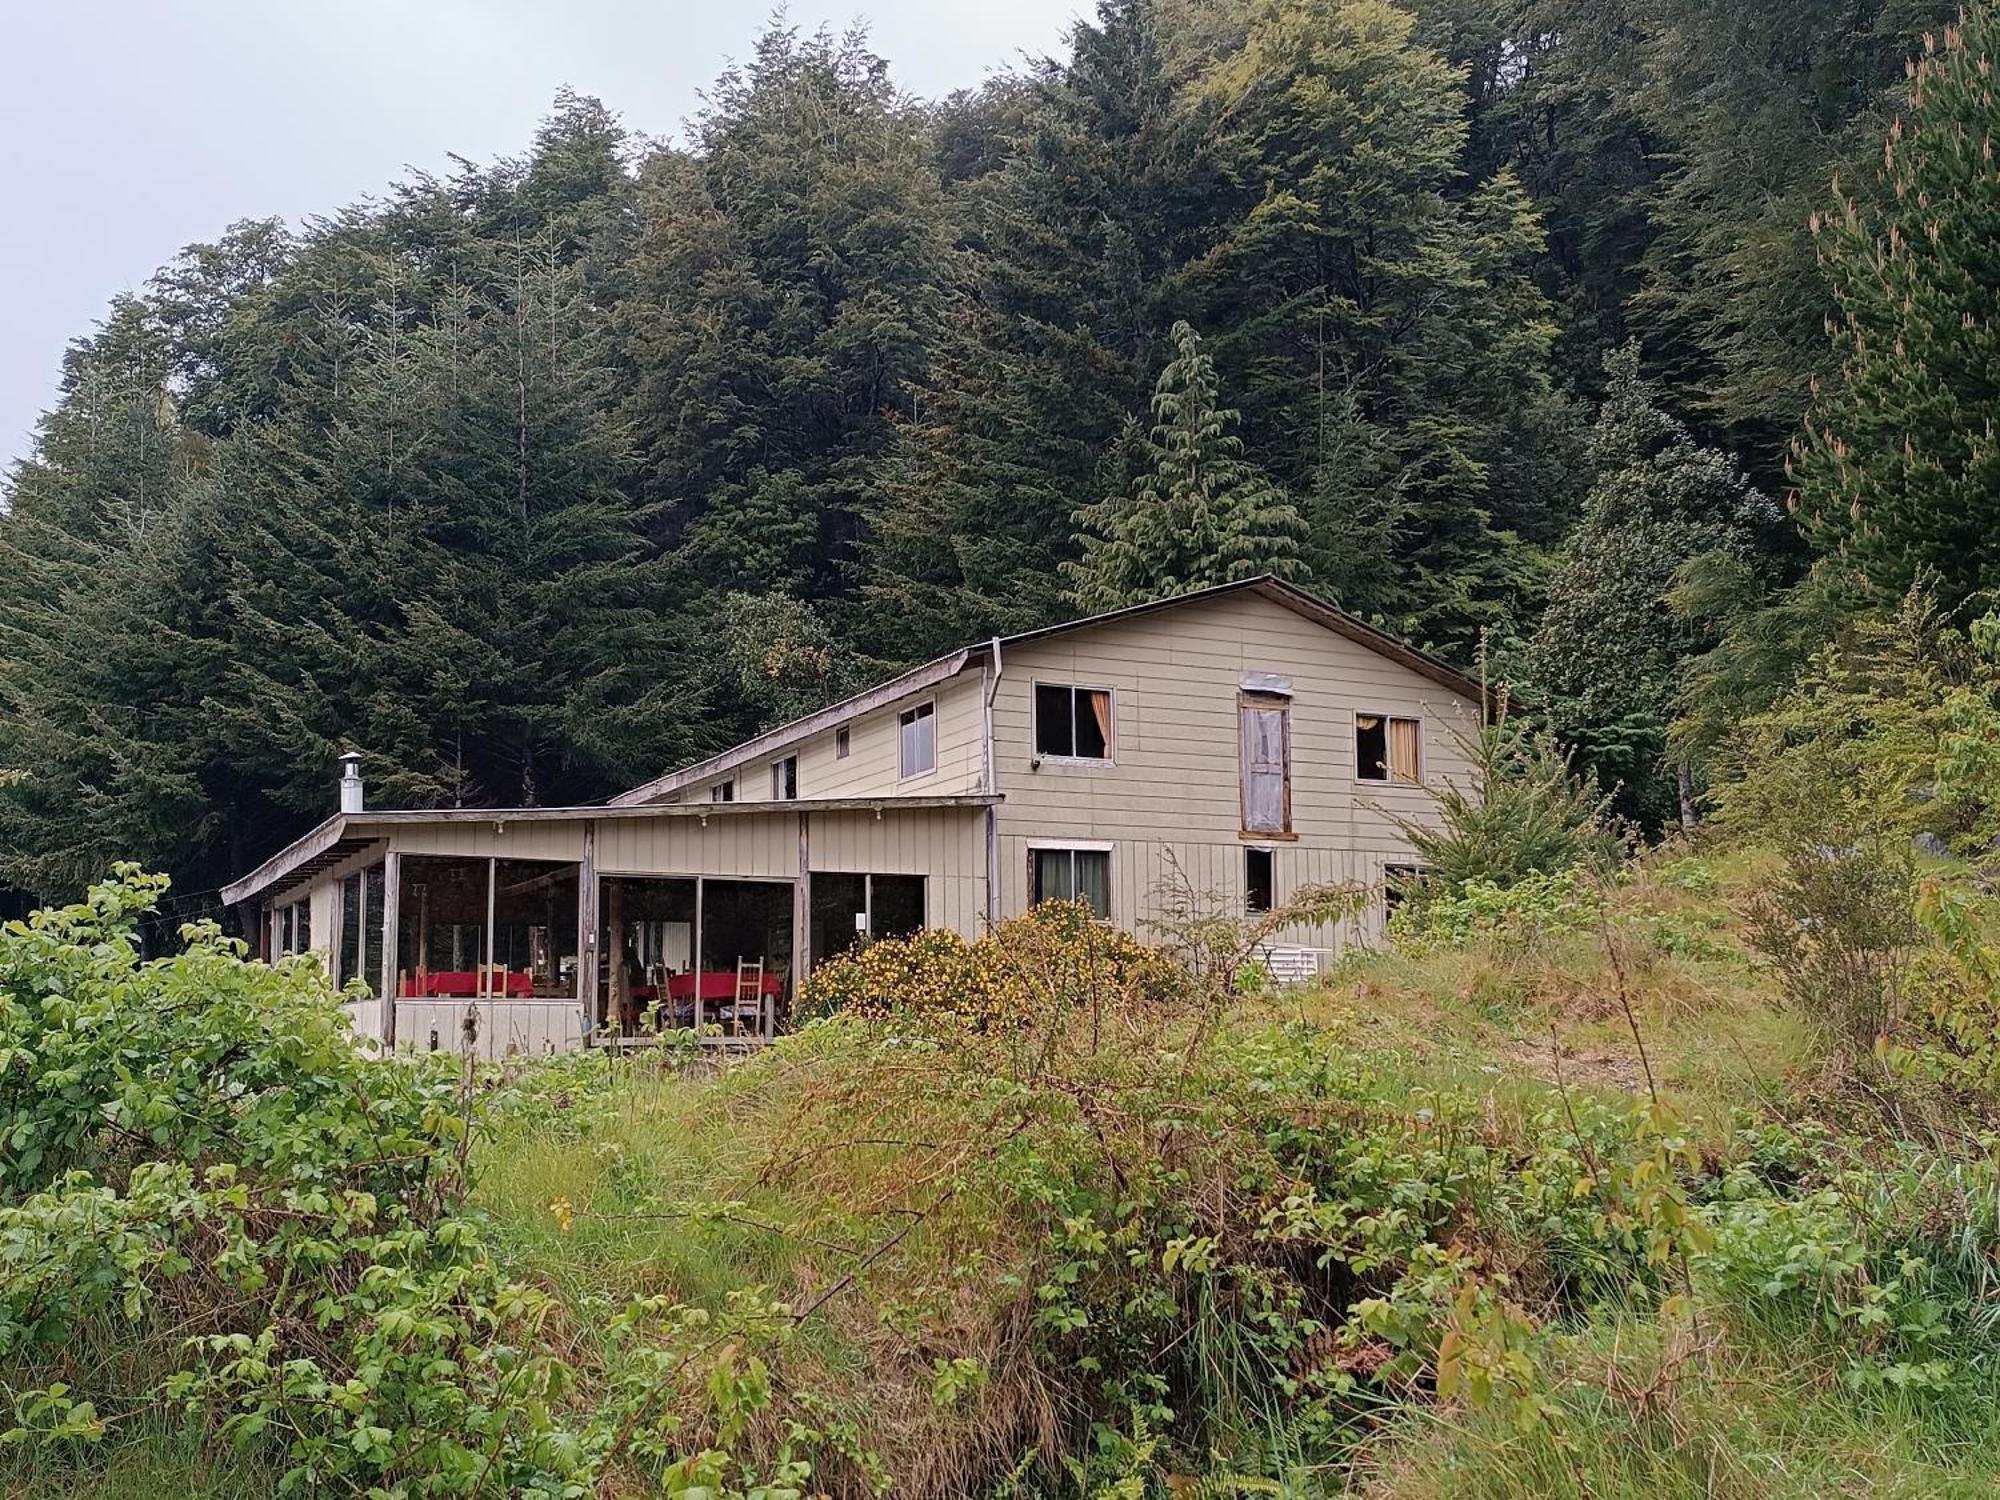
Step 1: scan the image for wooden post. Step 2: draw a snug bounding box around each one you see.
[693,877,705,1041]
[380,850,401,1051]
[790,812,810,1040]
[578,822,599,1038]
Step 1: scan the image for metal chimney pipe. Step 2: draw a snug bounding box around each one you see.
[338,751,364,814]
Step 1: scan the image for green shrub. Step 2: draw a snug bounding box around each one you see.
[1389,866,1603,950]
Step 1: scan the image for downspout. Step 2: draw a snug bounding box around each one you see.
[983,637,1004,930]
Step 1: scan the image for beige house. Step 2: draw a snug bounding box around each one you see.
[224,578,1483,1056]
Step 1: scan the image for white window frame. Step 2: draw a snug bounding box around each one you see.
[771,755,798,800]
[1026,840,1114,921]
[897,699,938,781]
[834,725,851,759]
[710,779,735,803]
[1244,846,1277,915]
[1353,710,1424,787]
[1032,680,1115,764]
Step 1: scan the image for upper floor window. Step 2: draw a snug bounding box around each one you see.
[1239,692,1291,836]
[835,725,851,759]
[899,701,936,778]
[1356,714,1421,784]
[711,780,735,803]
[771,755,798,800]
[1034,684,1111,760]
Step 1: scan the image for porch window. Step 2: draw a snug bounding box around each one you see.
[1246,848,1275,914]
[771,755,798,800]
[808,872,927,965]
[1034,684,1111,760]
[899,701,936,778]
[1239,693,1291,835]
[711,779,735,803]
[338,864,385,995]
[1031,847,1110,920]
[1356,714,1421,784]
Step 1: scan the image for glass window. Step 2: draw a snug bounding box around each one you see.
[1031,848,1111,920]
[339,872,362,986]
[1240,695,1290,834]
[1246,848,1275,914]
[898,701,936,778]
[294,899,310,954]
[835,725,850,759]
[362,864,384,997]
[870,875,925,940]
[1357,715,1421,783]
[711,780,735,803]
[1034,684,1111,760]
[772,756,798,800]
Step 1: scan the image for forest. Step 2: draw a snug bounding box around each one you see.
[1,0,1994,915]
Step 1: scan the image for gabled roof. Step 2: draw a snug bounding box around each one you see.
[609,576,1482,806]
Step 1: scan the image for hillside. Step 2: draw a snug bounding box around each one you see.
[11,811,2000,1496]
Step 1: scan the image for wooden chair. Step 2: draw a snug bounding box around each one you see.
[734,958,765,1038]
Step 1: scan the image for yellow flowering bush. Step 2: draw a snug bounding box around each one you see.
[799,900,1185,1026]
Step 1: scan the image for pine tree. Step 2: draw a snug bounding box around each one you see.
[1067,322,1303,609]
[1530,344,1781,827]
[1793,8,2000,617]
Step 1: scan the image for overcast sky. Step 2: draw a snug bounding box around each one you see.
[0,0,1083,472]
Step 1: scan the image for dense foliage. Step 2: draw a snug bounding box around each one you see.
[5,0,1987,909]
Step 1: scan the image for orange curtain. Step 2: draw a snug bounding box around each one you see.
[1087,689,1112,748]
[1389,718,1420,783]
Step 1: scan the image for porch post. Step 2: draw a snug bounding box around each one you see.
[791,812,811,1039]
[380,850,401,1051]
[578,821,598,1040]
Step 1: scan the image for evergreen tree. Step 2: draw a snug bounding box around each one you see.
[1191,0,1582,649]
[1793,7,2000,617]
[1530,344,1782,827]
[1067,321,1303,608]
[862,0,1224,655]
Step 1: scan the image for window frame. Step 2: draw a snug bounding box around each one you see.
[710,779,735,804]
[1032,681,1115,764]
[771,755,798,801]
[1238,690,1295,840]
[1026,841,1113,921]
[834,725,851,759]
[897,699,938,781]
[1353,710,1424,787]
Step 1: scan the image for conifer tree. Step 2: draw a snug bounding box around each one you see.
[1067,322,1304,609]
[1793,7,2000,617]
[1530,344,1781,827]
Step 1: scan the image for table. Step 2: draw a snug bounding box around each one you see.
[402,970,534,998]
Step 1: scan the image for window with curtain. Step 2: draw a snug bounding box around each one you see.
[1031,847,1111,919]
[1240,693,1291,834]
[711,780,734,803]
[1034,684,1112,760]
[899,701,936,777]
[1356,714,1422,784]
[771,756,798,800]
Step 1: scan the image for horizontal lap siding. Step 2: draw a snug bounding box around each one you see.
[689,672,989,804]
[810,807,988,940]
[995,590,1480,950]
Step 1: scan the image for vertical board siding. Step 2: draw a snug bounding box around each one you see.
[810,807,988,939]
[387,822,585,862]
[595,813,800,878]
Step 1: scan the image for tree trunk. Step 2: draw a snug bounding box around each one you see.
[1677,761,1698,832]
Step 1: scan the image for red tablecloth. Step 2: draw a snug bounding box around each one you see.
[402,970,533,998]
[661,970,783,1002]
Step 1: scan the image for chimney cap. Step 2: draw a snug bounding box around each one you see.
[338,750,363,772]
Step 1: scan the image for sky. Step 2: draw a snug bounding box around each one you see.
[0,0,1084,473]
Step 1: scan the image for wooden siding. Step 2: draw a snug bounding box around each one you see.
[994,588,1481,946]
[595,813,800,879]
[684,671,988,805]
[809,806,987,939]
[387,821,585,863]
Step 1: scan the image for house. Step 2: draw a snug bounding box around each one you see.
[222,577,1483,1057]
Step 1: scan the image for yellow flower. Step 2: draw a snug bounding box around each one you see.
[548,1196,575,1232]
